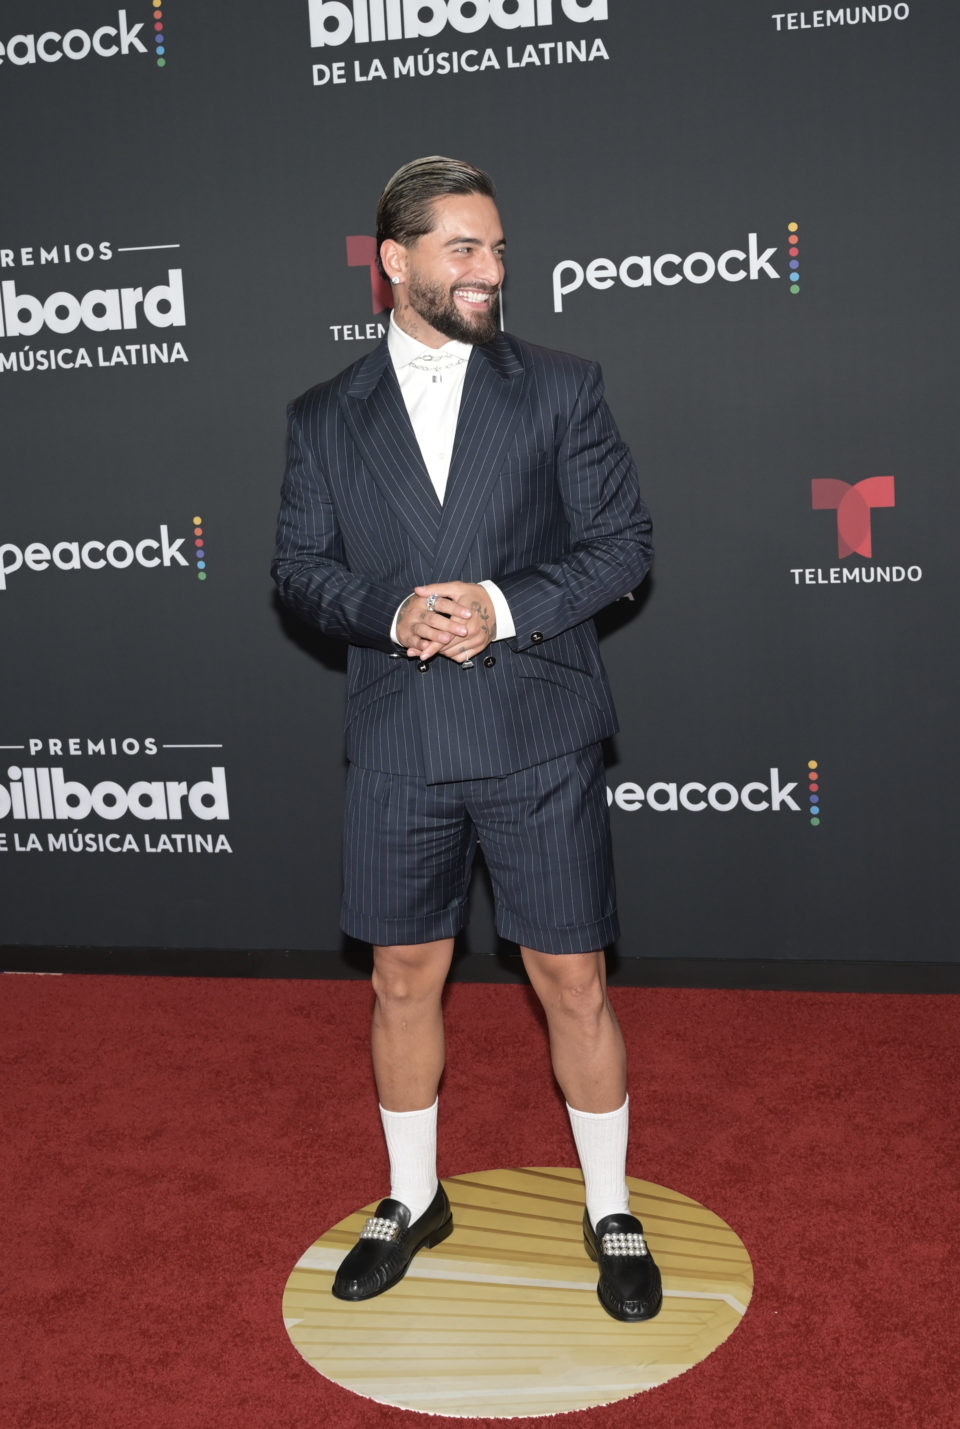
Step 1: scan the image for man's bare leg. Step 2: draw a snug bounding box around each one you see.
[520,944,661,1322]
[369,939,455,1222]
[521,945,631,1226]
[519,946,626,1112]
[372,938,455,1109]
[331,939,456,1300]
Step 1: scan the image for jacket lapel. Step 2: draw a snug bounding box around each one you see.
[339,339,442,561]
[434,336,527,576]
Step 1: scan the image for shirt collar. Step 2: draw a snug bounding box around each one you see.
[387,311,472,370]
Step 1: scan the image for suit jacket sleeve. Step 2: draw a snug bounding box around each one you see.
[272,399,408,653]
[495,361,653,650]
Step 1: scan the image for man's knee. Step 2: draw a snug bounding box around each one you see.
[557,973,608,1026]
[524,948,609,1022]
[372,940,452,1008]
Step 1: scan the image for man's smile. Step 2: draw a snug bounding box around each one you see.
[453,286,498,309]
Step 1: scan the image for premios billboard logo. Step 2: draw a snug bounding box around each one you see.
[553,220,801,313]
[0,733,231,857]
[0,236,188,375]
[307,0,610,88]
[0,7,167,72]
[0,516,208,592]
[608,762,822,827]
[790,475,923,587]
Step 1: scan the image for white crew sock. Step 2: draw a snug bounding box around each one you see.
[379,1098,439,1224]
[566,1095,632,1228]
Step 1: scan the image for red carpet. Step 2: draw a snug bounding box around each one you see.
[1,974,957,1427]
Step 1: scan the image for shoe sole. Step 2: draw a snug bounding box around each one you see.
[595,1284,663,1322]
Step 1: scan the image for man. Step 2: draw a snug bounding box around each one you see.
[272,157,659,1323]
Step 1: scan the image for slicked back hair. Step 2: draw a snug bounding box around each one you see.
[376,156,497,279]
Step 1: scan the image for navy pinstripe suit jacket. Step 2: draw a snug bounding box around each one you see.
[272,331,653,784]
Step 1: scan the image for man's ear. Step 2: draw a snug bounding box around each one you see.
[380,239,408,285]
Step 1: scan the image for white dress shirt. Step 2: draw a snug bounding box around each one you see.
[387,314,515,644]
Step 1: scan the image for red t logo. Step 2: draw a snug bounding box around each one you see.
[811,476,895,558]
[345,235,394,316]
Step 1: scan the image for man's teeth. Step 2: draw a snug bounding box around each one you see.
[456,289,493,305]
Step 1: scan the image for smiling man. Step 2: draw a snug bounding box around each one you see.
[272,157,659,1322]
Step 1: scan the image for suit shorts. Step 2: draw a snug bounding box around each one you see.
[341,744,618,954]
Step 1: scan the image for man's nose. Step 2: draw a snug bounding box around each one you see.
[473,249,503,286]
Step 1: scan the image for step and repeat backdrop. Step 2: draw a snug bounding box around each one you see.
[0,2,955,964]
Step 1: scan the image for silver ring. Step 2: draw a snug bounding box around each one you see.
[426,592,439,612]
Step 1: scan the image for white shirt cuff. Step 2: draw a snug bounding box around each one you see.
[479,580,515,641]
[390,599,405,646]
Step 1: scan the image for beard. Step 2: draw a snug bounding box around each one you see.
[405,272,501,345]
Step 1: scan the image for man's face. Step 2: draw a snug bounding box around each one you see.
[390,193,505,348]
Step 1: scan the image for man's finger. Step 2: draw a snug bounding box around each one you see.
[415,584,473,619]
[423,613,468,637]
[432,602,473,622]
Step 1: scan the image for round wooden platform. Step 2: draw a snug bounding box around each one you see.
[283,1166,753,1418]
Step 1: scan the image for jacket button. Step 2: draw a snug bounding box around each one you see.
[483,655,496,668]
[417,660,430,673]
[530,630,544,644]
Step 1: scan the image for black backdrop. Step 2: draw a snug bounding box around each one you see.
[1,1,956,968]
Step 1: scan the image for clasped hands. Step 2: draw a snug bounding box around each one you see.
[396,582,497,664]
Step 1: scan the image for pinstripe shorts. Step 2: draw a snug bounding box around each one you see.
[341,745,618,954]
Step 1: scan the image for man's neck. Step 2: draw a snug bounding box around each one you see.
[391,305,463,351]
[388,311,471,358]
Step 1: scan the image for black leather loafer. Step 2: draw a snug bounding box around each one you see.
[583,1209,663,1322]
[332,1182,453,1301]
